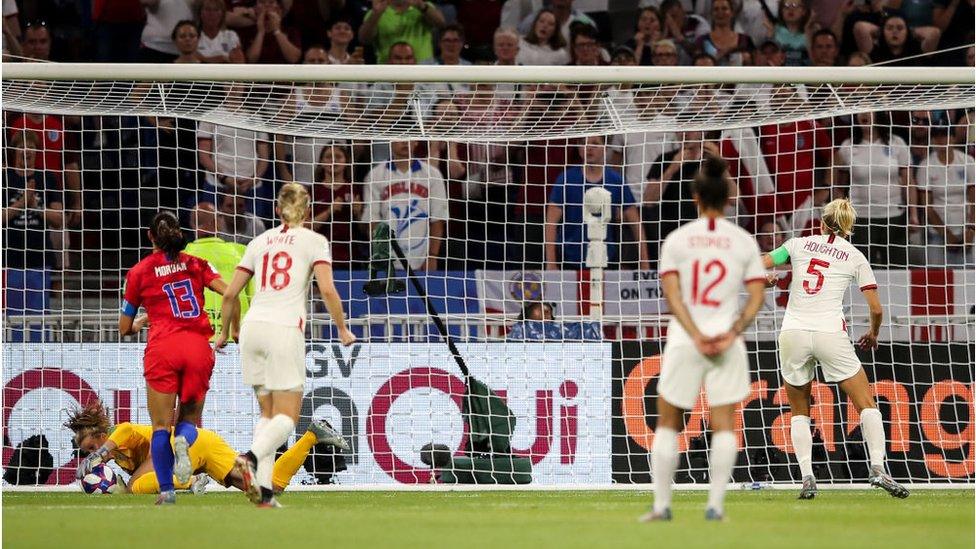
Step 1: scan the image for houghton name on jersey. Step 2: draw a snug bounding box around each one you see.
[237,225,332,331]
[659,217,766,344]
[779,234,877,333]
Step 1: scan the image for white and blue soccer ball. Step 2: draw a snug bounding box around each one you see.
[81,464,123,495]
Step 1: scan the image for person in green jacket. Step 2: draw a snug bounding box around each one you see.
[184,202,252,338]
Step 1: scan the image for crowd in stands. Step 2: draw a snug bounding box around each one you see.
[1,0,974,326]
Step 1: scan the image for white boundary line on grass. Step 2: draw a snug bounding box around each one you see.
[3,483,973,493]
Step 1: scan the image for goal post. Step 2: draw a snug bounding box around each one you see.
[1,64,973,490]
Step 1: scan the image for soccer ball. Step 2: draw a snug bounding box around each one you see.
[81,464,123,495]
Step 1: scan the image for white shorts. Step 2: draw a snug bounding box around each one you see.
[778,330,862,386]
[240,321,307,392]
[658,338,751,410]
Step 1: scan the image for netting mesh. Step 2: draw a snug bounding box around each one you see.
[1,68,974,490]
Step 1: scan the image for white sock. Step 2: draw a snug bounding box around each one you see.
[707,431,737,514]
[250,414,296,488]
[252,417,270,445]
[790,415,814,479]
[860,408,886,471]
[651,427,679,513]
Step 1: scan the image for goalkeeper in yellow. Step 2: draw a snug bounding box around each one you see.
[68,401,349,494]
[184,202,253,338]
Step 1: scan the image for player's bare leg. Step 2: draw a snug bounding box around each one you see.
[785,381,817,499]
[243,389,302,507]
[705,403,738,521]
[838,370,909,499]
[147,385,179,504]
[173,399,204,485]
[639,397,683,523]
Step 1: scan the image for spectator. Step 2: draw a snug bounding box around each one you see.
[517,0,597,44]
[365,42,424,155]
[493,26,520,65]
[809,28,839,66]
[363,140,448,270]
[916,117,975,267]
[545,135,649,271]
[140,0,194,62]
[643,131,717,263]
[569,24,603,65]
[242,0,302,63]
[887,0,941,53]
[753,37,785,66]
[839,0,884,56]
[358,0,446,64]
[770,0,814,66]
[516,8,570,65]
[288,0,346,48]
[696,0,754,66]
[216,192,267,243]
[197,85,272,217]
[507,300,600,341]
[833,111,916,267]
[3,131,63,342]
[790,183,832,237]
[933,0,974,66]
[424,23,471,65]
[326,18,364,64]
[455,0,504,60]
[609,84,680,205]
[659,0,710,65]
[757,88,832,219]
[650,38,680,66]
[92,0,147,62]
[276,45,355,185]
[172,20,203,63]
[846,49,870,65]
[612,45,637,66]
[197,0,246,63]
[21,21,52,60]
[869,13,923,66]
[311,144,364,268]
[625,6,663,66]
[756,219,787,252]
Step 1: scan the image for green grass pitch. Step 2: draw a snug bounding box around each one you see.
[3,490,973,549]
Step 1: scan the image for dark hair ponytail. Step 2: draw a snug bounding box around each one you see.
[692,155,730,211]
[150,211,187,261]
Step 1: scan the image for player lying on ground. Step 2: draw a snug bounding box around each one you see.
[640,157,767,523]
[119,211,238,504]
[69,401,349,494]
[218,183,356,508]
[764,198,909,499]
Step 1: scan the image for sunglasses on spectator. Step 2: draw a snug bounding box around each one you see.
[25,19,47,28]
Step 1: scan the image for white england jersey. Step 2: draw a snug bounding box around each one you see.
[238,224,332,330]
[362,159,449,269]
[659,217,766,344]
[780,234,877,333]
[915,150,975,232]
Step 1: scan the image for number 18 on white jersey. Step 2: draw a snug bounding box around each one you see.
[659,217,766,344]
[237,225,332,330]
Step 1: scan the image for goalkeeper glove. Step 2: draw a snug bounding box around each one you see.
[76,445,111,480]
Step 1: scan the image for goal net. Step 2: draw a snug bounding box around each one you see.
[1,64,973,489]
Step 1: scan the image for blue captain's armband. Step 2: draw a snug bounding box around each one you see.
[769,245,790,266]
[120,299,137,318]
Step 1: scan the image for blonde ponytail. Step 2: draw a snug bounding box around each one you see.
[278,182,310,226]
[821,198,856,237]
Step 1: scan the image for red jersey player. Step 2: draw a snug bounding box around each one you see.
[102,211,234,505]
